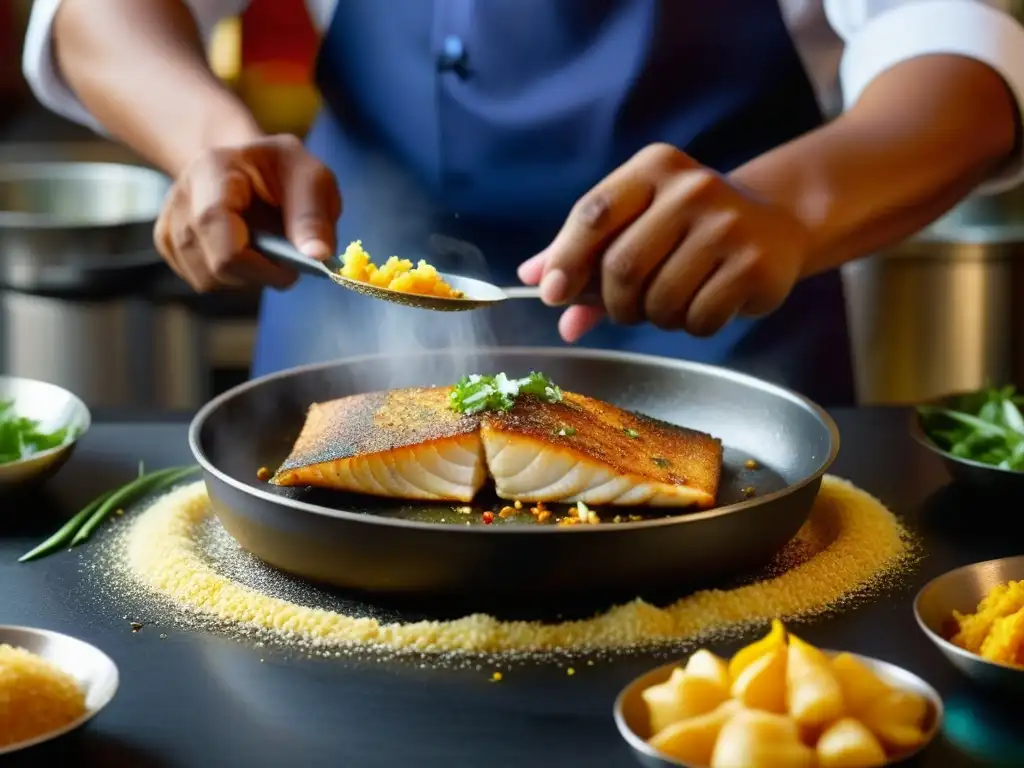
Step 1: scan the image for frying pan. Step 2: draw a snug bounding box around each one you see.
[189,348,839,616]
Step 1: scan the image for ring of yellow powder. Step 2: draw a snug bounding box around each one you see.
[123,476,913,655]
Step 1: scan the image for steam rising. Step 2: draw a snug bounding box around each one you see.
[323,229,507,388]
[346,285,500,390]
[323,149,538,386]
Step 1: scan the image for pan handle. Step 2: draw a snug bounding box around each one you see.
[251,232,336,280]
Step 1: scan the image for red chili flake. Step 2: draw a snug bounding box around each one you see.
[482,511,495,525]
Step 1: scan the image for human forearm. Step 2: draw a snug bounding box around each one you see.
[53,0,261,176]
[732,54,1020,275]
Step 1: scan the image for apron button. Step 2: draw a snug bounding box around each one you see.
[437,35,470,78]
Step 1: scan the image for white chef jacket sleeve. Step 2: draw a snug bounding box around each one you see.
[824,0,1024,195]
[22,0,250,134]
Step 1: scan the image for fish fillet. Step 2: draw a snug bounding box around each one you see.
[481,392,721,507]
[271,387,722,508]
[271,388,486,502]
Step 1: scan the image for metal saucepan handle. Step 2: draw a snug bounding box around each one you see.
[251,232,334,280]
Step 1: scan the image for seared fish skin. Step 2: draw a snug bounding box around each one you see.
[481,392,721,508]
[272,388,722,508]
[271,387,486,502]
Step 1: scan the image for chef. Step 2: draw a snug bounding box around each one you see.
[23,1,1024,405]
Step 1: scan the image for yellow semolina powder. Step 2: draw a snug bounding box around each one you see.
[0,644,87,748]
[121,476,913,656]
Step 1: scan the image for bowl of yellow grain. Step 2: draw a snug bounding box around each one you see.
[914,555,1024,693]
[0,626,118,755]
[614,620,943,768]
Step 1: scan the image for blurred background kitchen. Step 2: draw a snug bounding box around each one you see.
[2,0,1024,413]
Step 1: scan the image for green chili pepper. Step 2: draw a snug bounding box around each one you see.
[18,464,201,562]
[17,488,117,563]
[70,466,198,547]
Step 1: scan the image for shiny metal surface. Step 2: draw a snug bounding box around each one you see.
[0,375,90,490]
[843,232,1024,406]
[615,651,944,768]
[253,232,597,311]
[189,348,838,612]
[0,161,169,292]
[0,625,118,756]
[914,556,1024,694]
[910,392,1024,496]
[0,292,206,410]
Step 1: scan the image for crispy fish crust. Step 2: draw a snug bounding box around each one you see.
[271,387,722,507]
[481,392,721,507]
[271,388,486,502]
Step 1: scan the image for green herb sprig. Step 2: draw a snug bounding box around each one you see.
[0,399,77,465]
[18,464,200,562]
[449,372,563,415]
[918,385,1024,470]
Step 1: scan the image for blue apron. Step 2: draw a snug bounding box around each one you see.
[252,0,856,406]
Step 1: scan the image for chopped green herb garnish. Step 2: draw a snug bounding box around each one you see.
[0,399,76,465]
[553,425,576,437]
[624,428,639,439]
[652,457,671,468]
[449,372,563,415]
[918,385,1024,470]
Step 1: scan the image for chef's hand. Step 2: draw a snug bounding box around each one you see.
[155,135,342,292]
[518,143,810,342]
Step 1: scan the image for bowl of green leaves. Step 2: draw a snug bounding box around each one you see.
[0,376,90,491]
[914,386,1024,492]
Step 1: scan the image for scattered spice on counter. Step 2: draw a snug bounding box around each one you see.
[744,459,759,470]
[129,622,143,632]
[256,467,271,482]
[0,644,86,748]
[92,476,914,659]
[491,671,503,682]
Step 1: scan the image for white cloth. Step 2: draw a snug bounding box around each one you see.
[23,0,1024,193]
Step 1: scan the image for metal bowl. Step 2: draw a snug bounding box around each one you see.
[615,650,944,768]
[910,392,1024,496]
[0,161,170,292]
[0,376,91,491]
[0,625,119,756]
[914,555,1024,693]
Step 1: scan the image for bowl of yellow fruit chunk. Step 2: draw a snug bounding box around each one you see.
[614,620,943,768]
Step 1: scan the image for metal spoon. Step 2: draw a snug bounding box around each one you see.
[252,232,599,312]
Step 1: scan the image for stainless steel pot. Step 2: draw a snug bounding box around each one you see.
[0,159,209,410]
[843,192,1024,405]
[0,161,169,292]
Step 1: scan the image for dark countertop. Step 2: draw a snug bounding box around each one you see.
[1,409,1023,767]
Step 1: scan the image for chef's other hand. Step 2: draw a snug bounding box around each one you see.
[518,143,809,342]
[155,134,341,292]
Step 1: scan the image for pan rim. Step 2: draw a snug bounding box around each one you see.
[188,346,840,535]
